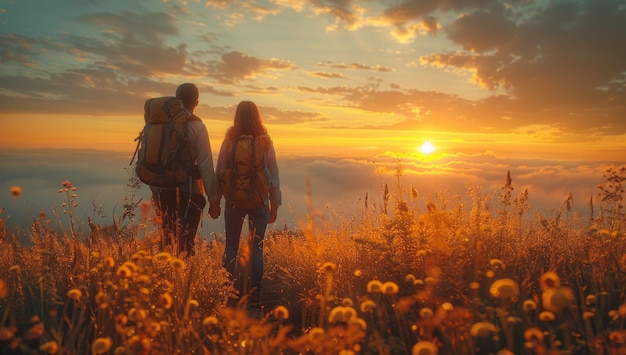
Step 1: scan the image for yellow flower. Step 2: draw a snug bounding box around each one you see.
[92,337,113,354]
[583,311,595,320]
[341,298,354,307]
[187,299,199,308]
[95,290,109,309]
[202,315,219,326]
[419,307,434,319]
[538,311,556,322]
[522,300,537,311]
[128,308,148,322]
[412,340,439,355]
[489,278,520,299]
[542,286,574,312]
[539,272,561,291]
[585,294,597,305]
[116,314,128,327]
[169,257,185,270]
[360,300,376,313]
[67,288,82,302]
[470,322,498,337]
[154,252,172,262]
[159,293,173,310]
[116,264,133,278]
[103,257,115,268]
[273,305,290,320]
[524,327,544,342]
[320,261,337,273]
[366,280,383,293]
[9,186,22,197]
[382,281,399,295]
[307,327,325,344]
[489,259,505,269]
[328,306,357,324]
[39,341,59,354]
[404,274,416,283]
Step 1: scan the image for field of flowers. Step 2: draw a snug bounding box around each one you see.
[0,167,625,354]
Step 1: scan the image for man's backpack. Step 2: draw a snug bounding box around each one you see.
[132,96,201,188]
[219,135,271,209]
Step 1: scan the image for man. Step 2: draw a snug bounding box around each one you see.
[151,83,221,256]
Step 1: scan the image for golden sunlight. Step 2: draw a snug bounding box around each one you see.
[418,141,436,155]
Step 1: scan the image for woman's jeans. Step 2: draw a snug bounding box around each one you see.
[222,203,270,295]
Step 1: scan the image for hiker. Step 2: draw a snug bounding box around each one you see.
[216,101,281,308]
[148,83,221,256]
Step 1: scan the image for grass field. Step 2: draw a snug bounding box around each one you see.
[1,167,625,354]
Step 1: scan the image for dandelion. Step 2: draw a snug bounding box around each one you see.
[366,280,383,293]
[328,306,357,324]
[522,300,537,311]
[169,257,185,270]
[419,307,434,319]
[116,264,133,278]
[523,327,543,343]
[542,286,574,312]
[412,340,439,355]
[39,341,59,354]
[9,186,22,197]
[538,311,556,322]
[103,257,115,268]
[382,281,399,295]
[95,290,109,309]
[128,308,148,322]
[360,300,376,313]
[154,252,172,263]
[341,298,354,307]
[92,337,113,354]
[470,322,498,337]
[273,305,290,320]
[67,288,82,302]
[320,261,336,273]
[203,315,219,326]
[159,293,173,310]
[539,272,561,291]
[489,278,520,299]
[405,274,416,283]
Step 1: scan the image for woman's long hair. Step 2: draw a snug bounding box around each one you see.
[226,101,268,140]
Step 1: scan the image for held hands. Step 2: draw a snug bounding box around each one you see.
[208,200,221,219]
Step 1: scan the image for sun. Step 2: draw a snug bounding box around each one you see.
[418,140,436,155]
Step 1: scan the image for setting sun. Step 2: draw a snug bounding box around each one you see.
[418,141,436,155]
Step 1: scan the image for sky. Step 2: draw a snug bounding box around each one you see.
[1,0,625,237]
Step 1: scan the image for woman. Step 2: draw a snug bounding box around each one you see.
[216,101,281,309]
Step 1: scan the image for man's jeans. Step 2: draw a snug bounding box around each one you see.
[222,204,270,293]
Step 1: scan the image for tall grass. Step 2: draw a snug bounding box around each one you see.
[1,168,625,354]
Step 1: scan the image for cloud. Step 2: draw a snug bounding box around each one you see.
[209,51,296,84]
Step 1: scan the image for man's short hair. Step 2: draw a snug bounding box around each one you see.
[176,83,199,109]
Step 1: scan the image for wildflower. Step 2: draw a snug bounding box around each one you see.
[169,257,185,270]
[612,230,624,238]
[542,286,574,312]
[39,341,59,354]
[413,279,425,287]
[583,311,595,320]
[113,347,125,355]
[353,269,363,277]
[67,288,82,302]
[366,280,383,293]
[187,299,199,308]
[0,279,7,298]
[469,282,480,290]
[538,311,556,322]
[92,337,113,355]
[341,298,354,307]
[328,306,357,324]
[95,290,109,309]
[489,278,520,299]
[116,314,128,327]
[608,331,625,344]
[26,320,44,340]
[599,229,611,238]
[539,272,561,291]
[360,300,376,313]
[116,264,133,278]
[441,302,453,312]
[485,270,495,278]
[320,261,336,273]
[489,259,505,269]
[382,281,399,295]
[350,317,367,330]
[203,315,219,326]
[128,308,148,322]
[307,327,325,344]
[522,300,537,311]
[273,305,290,320]
[416,250,428,257]
[412,340,439,355]
[424,277,436,286]
[524,327,544,342]
[62,180,73,189]
[154,252,172,263]
[405,274,416,283]
[9,186,22,197]
[159,293,173,310]
[586,294,597,305]
[470,322,498,337]
[419,307,434,319]
[103,257,115,268]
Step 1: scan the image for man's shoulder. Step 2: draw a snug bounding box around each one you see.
[188,113,202,122]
